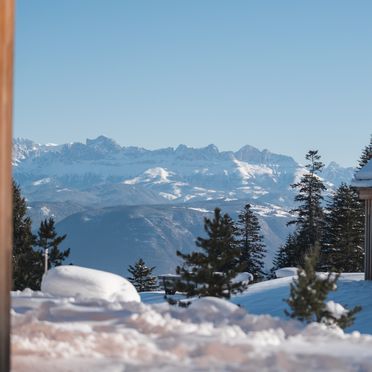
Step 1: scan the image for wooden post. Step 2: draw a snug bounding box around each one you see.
[0,0,15,370]
[359,189,372,280]
[365,199,372,280]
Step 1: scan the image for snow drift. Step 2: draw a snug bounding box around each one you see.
[11,290,372,372]
[41,265,140,302]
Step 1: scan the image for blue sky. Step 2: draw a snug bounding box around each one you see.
[14,0,372,166]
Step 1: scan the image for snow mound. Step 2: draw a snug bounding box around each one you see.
[275,267,298,278]
[41,265,140,302]
[190,296,241,317]
[11,290,372,371]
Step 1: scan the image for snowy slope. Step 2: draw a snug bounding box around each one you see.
[232,273,370,333]
[55,200,290,276]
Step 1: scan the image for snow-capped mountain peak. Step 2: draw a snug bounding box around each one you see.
[13,136,354,208]
[86,135,122,154]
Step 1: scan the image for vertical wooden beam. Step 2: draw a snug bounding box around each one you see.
[0,0,14,370]
[366,200,372,280]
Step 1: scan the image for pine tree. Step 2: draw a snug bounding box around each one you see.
[35,217,70,272]
[287,150,326,265]
[236,204,266,281]
[176,208,247,299]
[12,181,43,290]
[285,243,361,329]
[357,134,372,169]
[320,184,364,272]
[272,233,299,270]
[127,258,158,292]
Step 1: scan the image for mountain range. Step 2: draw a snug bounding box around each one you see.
[13,136,356,275]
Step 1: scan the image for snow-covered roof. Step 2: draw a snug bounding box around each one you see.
[275,267,298,278]
[352,159,372,188]
[158,274,181,279]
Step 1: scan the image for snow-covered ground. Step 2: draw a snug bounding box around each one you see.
[11,267,372,371]
[232,273,372,334]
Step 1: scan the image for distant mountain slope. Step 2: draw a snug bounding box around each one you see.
[57,204,207,276]
[56,200,291,276]
[28,201,90,228]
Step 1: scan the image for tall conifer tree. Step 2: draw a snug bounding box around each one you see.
[357,134,372,169]
[176,208,246,299]
[236,204,266,281]
[287,150,326,265]
[12,182,43,290]
[320,184,364,272]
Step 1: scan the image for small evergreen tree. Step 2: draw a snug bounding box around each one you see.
[35,217,70,272]
[287,150,327,265]
[176,208,247,299]
[320,184,364,272]
[357,134,372,169]
[128,258,158,292]
[272,233,299,270]
[236,204,266,281]
[12,181,43,290]
[285,243,361,329]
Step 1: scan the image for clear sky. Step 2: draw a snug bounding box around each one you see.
[14,0,372,167]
